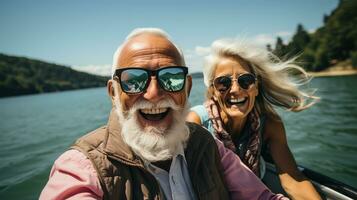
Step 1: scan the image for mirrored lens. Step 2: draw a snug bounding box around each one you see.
[238,74,256,89]
[158,67,185,92]
[120,69,148,93]
[214,76,232,92]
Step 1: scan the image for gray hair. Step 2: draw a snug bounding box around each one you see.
[112,28,186,77]
[204,38,318,115]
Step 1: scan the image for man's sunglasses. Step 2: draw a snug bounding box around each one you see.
[113,66,188,94]
[212,73,257,92]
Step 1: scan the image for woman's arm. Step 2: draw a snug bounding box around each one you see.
[216,139,288,200]
[265,116,321,200]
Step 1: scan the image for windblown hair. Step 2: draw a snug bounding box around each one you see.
[112,27,186,77]
[203,38,318,116]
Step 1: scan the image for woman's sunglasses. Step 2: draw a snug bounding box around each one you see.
[212,73,257,92]
[113,66,188,94]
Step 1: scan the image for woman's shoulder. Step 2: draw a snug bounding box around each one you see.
[190,105,209,121]
[189,104,214,133]
[190,105,207,115]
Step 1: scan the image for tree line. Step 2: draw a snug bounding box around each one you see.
[0,53,109,97]
[269,0,357,71]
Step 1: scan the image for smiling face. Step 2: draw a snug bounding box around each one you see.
[108,33,191,134]
[212,56,258,120]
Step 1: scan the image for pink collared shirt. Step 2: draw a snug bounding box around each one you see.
[40,139,287,200]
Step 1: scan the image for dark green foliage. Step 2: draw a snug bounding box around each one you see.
[314,46,330,71]
[0,53,109,97]
[351,51,357,67]
[273,37,287,58]
[299,48,315,71]
[272,0,357,71]
[287,24,311,55]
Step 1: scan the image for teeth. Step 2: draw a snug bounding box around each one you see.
[141,108,168,114]
[230,97,246,103]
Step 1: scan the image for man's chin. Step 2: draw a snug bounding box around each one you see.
[141,126,167,136]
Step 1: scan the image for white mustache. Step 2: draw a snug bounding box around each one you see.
[129,98,181,115]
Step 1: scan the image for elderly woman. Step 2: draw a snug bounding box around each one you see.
[187,38,321,200]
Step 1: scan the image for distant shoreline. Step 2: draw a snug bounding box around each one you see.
[308,66,357,77]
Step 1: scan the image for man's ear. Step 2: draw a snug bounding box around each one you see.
[186,75,192,97]
[107,79,115,100]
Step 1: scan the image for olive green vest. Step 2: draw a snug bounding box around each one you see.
[71,110,229,200]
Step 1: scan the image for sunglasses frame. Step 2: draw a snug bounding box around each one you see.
[212,73,257,92]
[113,66,188,94]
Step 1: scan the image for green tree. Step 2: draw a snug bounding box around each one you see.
[324,0,357,61]
[351,51,357,68]
[273,37,287,57]
[300,49,315,71]
[287,24,311,55]
[314,46,329,71]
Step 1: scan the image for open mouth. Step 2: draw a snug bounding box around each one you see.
[139,108,170,121]
[227,97,247,106]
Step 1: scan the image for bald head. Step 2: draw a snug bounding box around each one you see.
[112,28,185,75]
[116,34,183,68]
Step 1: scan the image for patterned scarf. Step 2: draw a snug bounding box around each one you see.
[204,98,261,176]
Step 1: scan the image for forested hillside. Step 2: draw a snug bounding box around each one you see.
[0,53,109,97]
[271,0,357,71]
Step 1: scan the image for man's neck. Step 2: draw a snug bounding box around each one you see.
[152,159,172,172]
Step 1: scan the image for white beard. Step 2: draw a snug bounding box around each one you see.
[114,97,190,162]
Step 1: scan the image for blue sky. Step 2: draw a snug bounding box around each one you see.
[0,0,338,74]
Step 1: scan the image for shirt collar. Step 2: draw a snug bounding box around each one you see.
[143,142,187,170]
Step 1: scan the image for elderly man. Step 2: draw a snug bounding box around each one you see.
[40,28,287,200]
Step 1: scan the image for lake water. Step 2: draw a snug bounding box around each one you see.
[0,75,356,199]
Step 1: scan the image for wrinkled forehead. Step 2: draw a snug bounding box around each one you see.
[116,34,183,68]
